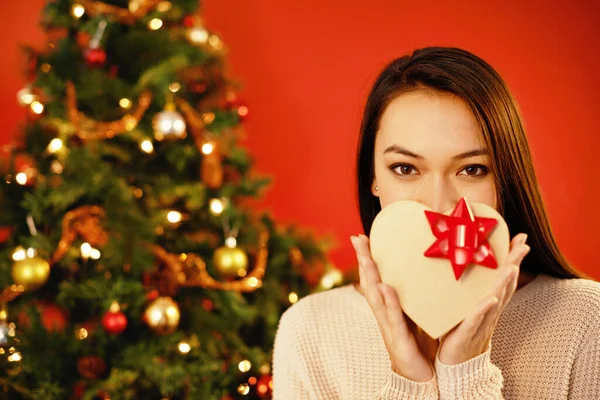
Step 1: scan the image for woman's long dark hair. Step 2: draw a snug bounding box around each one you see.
[357,46,582,279]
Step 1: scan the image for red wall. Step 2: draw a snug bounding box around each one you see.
[1,1,599,279]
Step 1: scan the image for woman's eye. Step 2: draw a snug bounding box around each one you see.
[392,164,418,176]
[459,165,488,177]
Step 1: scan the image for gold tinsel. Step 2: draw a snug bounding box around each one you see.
[77,0,163,25]
[66,81,153,140]
[175,97,224,188]
[51,205,107,264]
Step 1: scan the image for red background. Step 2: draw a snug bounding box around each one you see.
[1,1,599,279]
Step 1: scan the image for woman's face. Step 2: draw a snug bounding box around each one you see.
[372,90,497,213]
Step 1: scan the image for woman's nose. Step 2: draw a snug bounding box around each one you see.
[413,175,459,213]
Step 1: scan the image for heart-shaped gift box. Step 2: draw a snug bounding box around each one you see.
[369,198,510,339]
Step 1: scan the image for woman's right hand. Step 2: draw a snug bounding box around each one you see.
[351,234,435,382]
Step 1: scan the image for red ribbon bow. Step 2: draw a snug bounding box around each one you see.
[424,198,498,280]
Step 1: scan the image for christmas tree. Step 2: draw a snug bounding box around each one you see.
[0,1,348,398]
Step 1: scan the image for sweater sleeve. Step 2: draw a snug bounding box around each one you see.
[374,369,439,400]
[568,307,600,398]
[272,309,311,399]
[435,348,504,400]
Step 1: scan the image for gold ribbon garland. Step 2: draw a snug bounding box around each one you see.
[51,205,108,264]
[66,81,153,140]
[175,97,224,189]
[77,0,164,25]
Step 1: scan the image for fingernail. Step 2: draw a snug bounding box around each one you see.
[521,234,528,245]
[350,235,359,249]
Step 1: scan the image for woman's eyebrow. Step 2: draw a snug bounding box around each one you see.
[383,145,423,159]
[383,145,488,160]
[452,149,488,160]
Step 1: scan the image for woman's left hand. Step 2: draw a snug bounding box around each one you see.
[437,233,530,365]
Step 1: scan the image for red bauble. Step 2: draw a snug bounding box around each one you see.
[84,48,106,68]
[101,308,127,335]
[256,374,273,398]
[424,197,498,280]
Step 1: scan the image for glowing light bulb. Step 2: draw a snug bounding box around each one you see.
[187,27,209,44]
[288,292,299,304]
[31,101,44,114]
[80,242,92,259]
[119,98,132,109]
[178,341,191,354]
[201,142,214,155]
[140,140,154,154]
[15,173,28,185]
[148,18,163,30]
[72,4,85,18]
[239,360,252,372]
[209,198,224,215]
[47,138,63,153]
[167,211,182,224]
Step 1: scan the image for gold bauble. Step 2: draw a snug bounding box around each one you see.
[213,245,248,279]
[12,256,50,291]
[143,297,180,335]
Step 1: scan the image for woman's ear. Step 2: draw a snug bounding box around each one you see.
[371,182,379,197]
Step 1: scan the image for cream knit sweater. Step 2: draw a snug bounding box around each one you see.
[272,274,600,399]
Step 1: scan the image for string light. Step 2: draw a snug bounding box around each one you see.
[320,266,343,289]
[133,188,143,198]
[288,292,299,304]
[12,247,26,261]
[167,211,182,224]
[201,112,215,124]
[187,27,209,44]
[209,198,224,215]
[247,277,259,288]
[238,360,251,372]
[140,140,154,154]
[30,101,44,115]
[80,242,92,259]
[17,87,35,105]
[90,248,101,260]
[50,160,64,174]
[41,64,51,73]
[237,384,250,395]
[238,106,249,118]
[119,98,132,109]
[71,4,85,18]
[7,350,22,363]
[47,138,64,153]
[178,341,191,354]
[156,1,172,12]
[168,82,181,93]
[260,364,271,374]
[148,18,163,30]
[201,142,214,155]
[257,378,272,396]
[225,237,237,248]
[248,376,257,385]
[208,34,223,50]
[15,173,28,185]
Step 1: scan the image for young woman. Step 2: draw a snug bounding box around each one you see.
[272,47,600,399]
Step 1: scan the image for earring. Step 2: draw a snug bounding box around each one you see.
[374,186,378,191]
